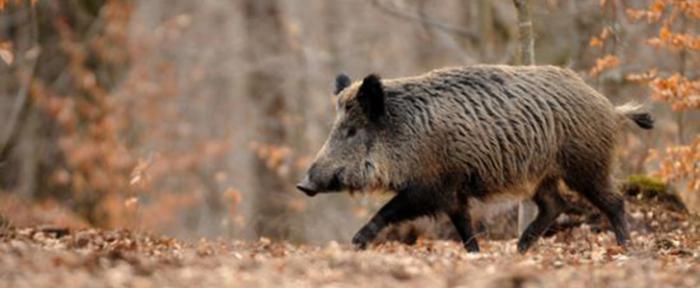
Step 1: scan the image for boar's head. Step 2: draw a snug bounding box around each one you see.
[297,73,389,196]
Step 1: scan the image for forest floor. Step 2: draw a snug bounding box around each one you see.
[2,204,700,288]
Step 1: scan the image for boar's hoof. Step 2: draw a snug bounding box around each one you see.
[464,241,480,253]
[517,239,534,254]
[351,233,370,250]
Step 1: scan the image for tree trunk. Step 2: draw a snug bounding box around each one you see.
[513,0,535,66]
[243,0,297,240]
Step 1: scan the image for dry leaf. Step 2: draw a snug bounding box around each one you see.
[124,197,139,208]
[589,54,620,76]
[0,41,13,65]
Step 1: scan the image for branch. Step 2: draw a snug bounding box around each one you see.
[0,64,33,160]
[371,0,479,42]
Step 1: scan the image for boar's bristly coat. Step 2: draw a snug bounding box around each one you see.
[296,65,653,253]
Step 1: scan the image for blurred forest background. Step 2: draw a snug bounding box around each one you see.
[0,0,698,244]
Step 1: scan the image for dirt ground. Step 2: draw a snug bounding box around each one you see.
[1,210,699,288]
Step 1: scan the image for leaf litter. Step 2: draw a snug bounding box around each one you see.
[1,200,699,288]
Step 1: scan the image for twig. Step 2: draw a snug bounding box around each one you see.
[371,0,479,42]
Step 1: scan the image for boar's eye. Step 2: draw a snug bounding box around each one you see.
[345,127,357,138]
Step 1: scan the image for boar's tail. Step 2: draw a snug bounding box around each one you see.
[615,102,654,130]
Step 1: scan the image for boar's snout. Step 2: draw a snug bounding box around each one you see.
[296,174,319,197]
[296,164,344,197]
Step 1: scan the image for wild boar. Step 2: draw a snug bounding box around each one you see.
[296,65,653,253]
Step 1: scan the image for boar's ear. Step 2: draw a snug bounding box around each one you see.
[357,74,385,122]
[334,73,352,95]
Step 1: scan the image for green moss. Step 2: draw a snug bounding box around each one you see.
[626,174,668,195]
[623,174,688,213]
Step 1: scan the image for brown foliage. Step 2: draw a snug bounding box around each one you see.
[1,1,239,234]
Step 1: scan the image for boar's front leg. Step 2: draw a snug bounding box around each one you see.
[352,192,436,249]
[448,211,480,252]
[449,186,479,252]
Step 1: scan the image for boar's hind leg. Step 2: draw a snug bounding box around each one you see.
[565,174,629,247]
[517,177,566,254]
[352,192,438,249]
